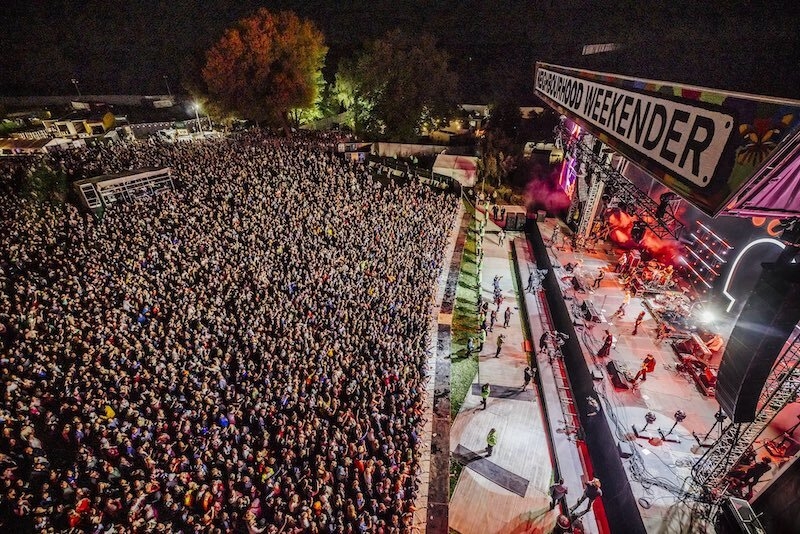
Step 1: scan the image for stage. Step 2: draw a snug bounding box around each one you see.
[518,217,798,532]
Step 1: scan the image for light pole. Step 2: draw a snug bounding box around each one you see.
[163,75,172,98]
[71,78,81,97]
[193,102,202,134]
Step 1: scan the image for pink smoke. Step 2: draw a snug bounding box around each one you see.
[525,165,571,214]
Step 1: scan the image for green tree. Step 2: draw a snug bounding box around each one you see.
[201,8,327,134]
[21,163,67,204]
[335,30,459,141]
[334,57,377,135]
[288,70,326,129]
[487,100,522,141]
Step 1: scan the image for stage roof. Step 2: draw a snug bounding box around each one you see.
[724,127,800,219]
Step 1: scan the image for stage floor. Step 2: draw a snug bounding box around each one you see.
[446,212,795,534]
[533,218,793,532]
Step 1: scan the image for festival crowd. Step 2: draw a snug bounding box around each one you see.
[0,130,459,533]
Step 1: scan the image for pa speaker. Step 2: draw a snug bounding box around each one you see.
[717,263,800,423]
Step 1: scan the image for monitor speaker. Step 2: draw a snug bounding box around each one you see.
[618,441,634,459]
[580,301,600,322]
[606,360,629,390]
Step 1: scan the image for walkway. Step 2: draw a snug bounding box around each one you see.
[448,209,594,534]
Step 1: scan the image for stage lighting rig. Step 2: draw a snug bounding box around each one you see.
[631,221,647,242]
[656,192,678,219]
[553,121,685,241]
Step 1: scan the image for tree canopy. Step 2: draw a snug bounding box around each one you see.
[201,8,327,130]
[335,30,459,141]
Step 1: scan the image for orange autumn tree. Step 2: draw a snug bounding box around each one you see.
[202,9,327,133]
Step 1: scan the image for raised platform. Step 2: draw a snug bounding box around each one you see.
[519,218,796,532]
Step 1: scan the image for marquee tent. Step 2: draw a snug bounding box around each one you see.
[432,154,478,188]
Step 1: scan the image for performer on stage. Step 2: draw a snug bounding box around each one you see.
[659,265,674,287]
[616,251,628,273]
[612,290,632,319]
[592,269,605,289]
[656,321,673,340]
[551,225,561,248]
[632,311,646,335]
[739,457,772,498]
[632,353,656,384]
[597,330,613,358]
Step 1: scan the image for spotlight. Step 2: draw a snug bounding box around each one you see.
[700,310,715,323]
[644,411,657,429]
[633,411,657,439]
[656,192,677,219]
[693,409,727,449]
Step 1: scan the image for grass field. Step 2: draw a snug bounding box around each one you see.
[449,201,480,497]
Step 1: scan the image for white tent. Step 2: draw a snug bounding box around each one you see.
[432,154,478,187]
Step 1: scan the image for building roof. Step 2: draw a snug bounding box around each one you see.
[0,137,51,150]
[73,167,170,187]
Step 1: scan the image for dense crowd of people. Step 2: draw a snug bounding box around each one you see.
[0,130,459,533]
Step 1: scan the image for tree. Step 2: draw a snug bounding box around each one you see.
[21,163,67,205]
[202,9,327,133]
[288,70,325,129]
[334,57,377,135]
[487,100,522,141]
[335,30,459,141]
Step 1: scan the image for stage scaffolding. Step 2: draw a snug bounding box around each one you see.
[556,123,685,242]
[690,332,800,495]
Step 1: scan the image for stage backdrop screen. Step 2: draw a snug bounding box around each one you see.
[534,62,800,216]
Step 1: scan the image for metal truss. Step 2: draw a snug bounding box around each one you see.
[555,124,685,241]
[690,332,800,496]
[577,170,605,238]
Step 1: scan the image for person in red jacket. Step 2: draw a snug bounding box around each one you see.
[633,353,656,384]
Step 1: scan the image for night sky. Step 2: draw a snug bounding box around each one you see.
[1,0,799,102]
